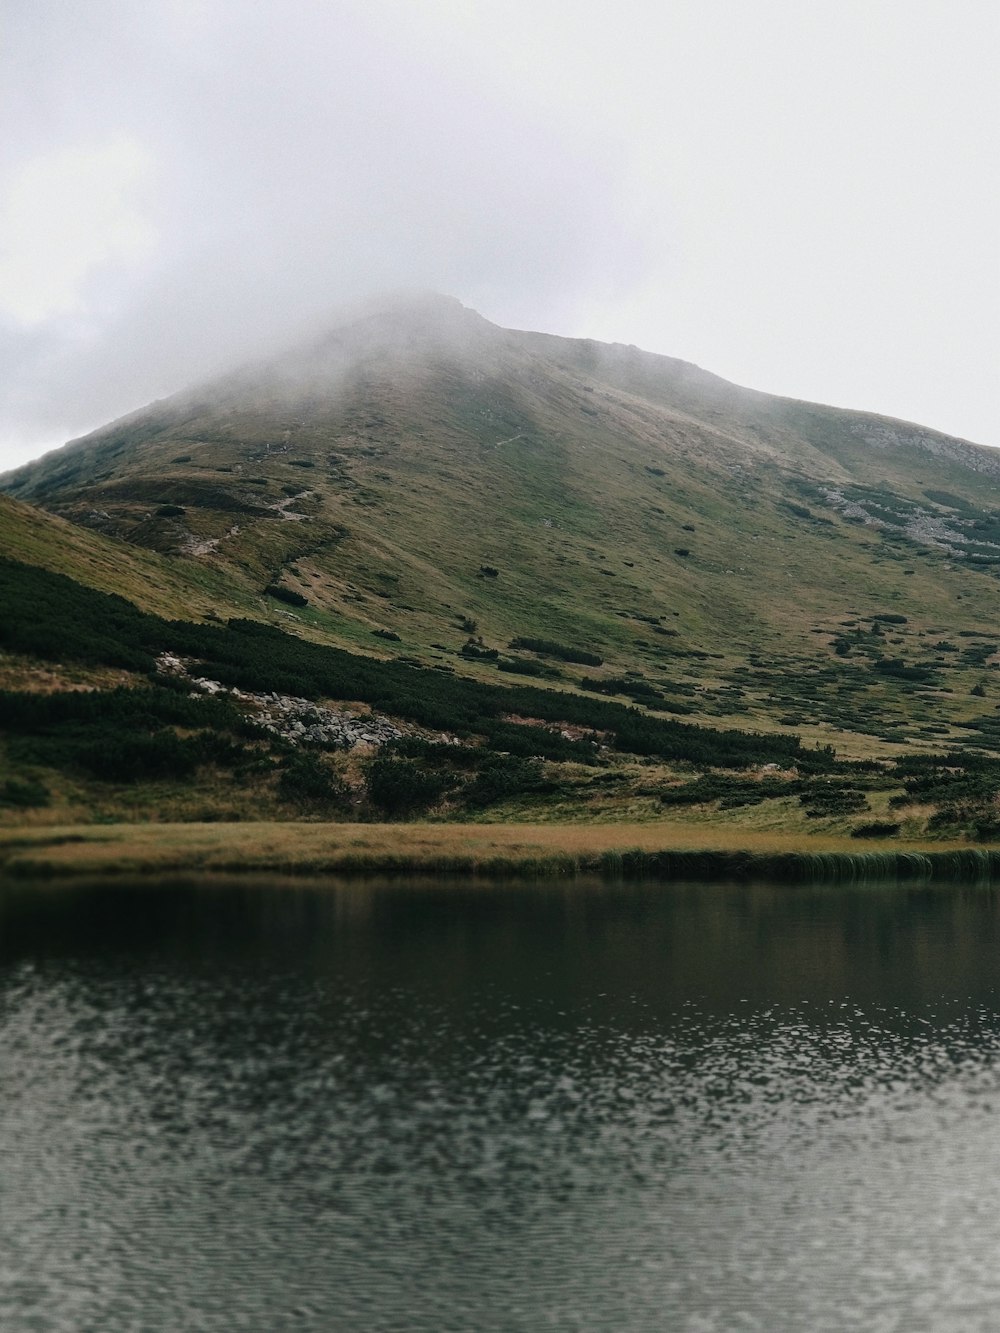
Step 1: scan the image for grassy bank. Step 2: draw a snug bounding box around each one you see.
[1,821,998,883]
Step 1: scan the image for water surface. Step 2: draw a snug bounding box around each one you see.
[3,876,1000,1330]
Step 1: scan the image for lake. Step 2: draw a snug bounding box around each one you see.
[3,875,1000,1331]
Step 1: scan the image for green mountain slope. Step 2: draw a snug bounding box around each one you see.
[3,293,999,757]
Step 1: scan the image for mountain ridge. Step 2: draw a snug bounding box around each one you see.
[2,294,999,765]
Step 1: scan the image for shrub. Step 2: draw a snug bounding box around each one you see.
[479,565,499,578]
[0,558,156,671]
[799,788,868,818]
[973,817,1000,841]
[851,821,901,838]
[463,756,545,809]
[78,730,199,781]
[264,584,308,607]
[0,557,819,773]
[580,675,664,703]
[461,640,499,661]
[278,753,348,808]
[873,658,933,683]
[367,757,448,817]
[155,504,186,517]
[509,637,602,667]
[0,777,49,808]
[497,656,550,677]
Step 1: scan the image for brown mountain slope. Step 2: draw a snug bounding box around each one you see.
[3,293,999,752]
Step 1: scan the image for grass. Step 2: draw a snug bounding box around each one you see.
[5,305,1000,765]
[4,295,1000,848]
[2,820,997,882]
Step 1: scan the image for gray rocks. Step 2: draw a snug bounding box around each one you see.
[230,688,402,749]
[154,653,402,749]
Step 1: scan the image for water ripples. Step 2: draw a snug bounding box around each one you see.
[3,880,1000,1329]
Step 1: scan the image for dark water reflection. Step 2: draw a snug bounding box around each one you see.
[3,877,1000,1330]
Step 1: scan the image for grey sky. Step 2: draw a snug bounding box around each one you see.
[1,0,997,470]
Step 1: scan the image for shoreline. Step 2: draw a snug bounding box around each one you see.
[2,821,999,884]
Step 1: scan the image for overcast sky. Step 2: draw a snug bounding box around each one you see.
[1,0,997,471]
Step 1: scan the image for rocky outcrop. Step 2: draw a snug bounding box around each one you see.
[226,688,401,748]
[155,653,401,748]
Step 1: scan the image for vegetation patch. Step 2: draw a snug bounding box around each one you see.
[264,584,308,607]
[509,636,602,666]
[367,756,450,818]
[0,777,50,808]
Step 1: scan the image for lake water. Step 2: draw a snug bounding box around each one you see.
[3,876,1000,1331]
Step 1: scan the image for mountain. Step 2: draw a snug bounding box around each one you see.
[4,293,999,759]
[4,294,1000,846]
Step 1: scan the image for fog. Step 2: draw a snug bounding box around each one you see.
[1,0,997,470]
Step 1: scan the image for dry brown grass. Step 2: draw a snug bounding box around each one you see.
[0,652,140,694]
[0,819,986,880]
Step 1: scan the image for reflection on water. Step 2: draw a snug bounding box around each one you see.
[3,877,1000,1330]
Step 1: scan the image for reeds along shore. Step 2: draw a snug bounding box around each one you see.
[2,824,1000,883]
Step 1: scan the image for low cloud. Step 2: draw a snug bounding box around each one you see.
[1,0,996,468]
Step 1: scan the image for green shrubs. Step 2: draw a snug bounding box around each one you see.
[77,731,199,781]
[463,756,546,809]
[497,656,552,677]
[660,775,799,809]
[367,757,449,817]
[851,821,901,838]
[800,788,868,818]
[509,637,602,666]
[461,640,499,661]
[0,686,248,782]
[1,556,816,771]
[264,584,308,607]
[278,753,348,809]
[0,558,156,672]
[0,777,49,808]
[873,658,934,683]
[581,675,664,703]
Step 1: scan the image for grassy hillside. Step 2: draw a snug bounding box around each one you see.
[4,295,999,755]
[2,295,999,844]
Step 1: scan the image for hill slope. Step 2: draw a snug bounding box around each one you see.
[3,293,1000,756]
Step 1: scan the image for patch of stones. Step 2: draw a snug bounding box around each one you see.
[155,653,401,749]
[819,487,997,556]
[851,422,1000,479]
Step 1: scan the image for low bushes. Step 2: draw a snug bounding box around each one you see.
[265,584,308,607]
[0,556,816,770]
[463,756,546,809]
[278,753,349,810]
[0,777,49,808]
[851,821,900,838]
[367,757,450,817]
[509,636,602,666]
[0,686,251,782]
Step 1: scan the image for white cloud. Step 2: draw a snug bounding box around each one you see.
[0,0,996,469]
[0,135,157,325]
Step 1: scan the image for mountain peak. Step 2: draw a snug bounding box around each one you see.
[271,290,501,381]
